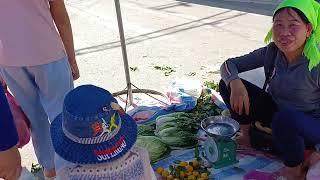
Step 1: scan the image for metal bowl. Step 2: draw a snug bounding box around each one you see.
[201,116,240,139]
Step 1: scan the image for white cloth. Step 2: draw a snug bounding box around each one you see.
[307,161,320,180]
[56,146,156,180]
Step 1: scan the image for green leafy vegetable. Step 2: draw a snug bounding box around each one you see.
[136,136,171,163]
[138,124,155,136]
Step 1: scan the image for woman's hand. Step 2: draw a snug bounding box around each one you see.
[230,79,250,115]
[69,60,80,80]
[0,146,21,180]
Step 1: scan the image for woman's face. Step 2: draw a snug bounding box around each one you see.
[272,8,312,54]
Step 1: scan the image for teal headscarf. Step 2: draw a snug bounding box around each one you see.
[264,0,320,70]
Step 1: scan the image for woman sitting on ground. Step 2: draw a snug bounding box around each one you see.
[219,0,320,179]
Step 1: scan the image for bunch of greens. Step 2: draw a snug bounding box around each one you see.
[189,91,221,122]
[155,112,198,148]
[138,124,155,136]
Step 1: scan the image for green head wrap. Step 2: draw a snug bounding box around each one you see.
[264,0,320,70]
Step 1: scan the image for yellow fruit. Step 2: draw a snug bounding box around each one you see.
[198,178,205,180]
[192,159,199,167]
[187,175,196,180]
[162,170,169,177]
[193,171,199,177]
[201,173,208,179]
[156,167,164,174]
[167,175,174,180]
[186,165,194,172]
[179,161,188,167]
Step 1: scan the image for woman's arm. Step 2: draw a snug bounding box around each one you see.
[49,0,80,80]
[220,46,268,86]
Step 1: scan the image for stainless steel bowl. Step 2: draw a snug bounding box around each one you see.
[201,116,240,139]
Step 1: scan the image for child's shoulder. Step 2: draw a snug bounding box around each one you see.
[57,146,151,179]
[132,145,149,156]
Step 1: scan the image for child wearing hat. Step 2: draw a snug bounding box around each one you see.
[50,85,156,180]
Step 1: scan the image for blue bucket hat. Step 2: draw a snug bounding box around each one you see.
[50,85,137,164]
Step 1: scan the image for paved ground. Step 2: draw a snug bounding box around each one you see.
[20,0,275,170]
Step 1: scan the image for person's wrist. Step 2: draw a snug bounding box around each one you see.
[69,59,77,65]
[67,56,76,63]
[229,79,241,89]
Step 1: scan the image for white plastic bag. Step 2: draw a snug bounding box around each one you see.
[167,79,202,98]
[166,79,202,110]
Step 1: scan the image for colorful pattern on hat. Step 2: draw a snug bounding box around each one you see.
[264,0,320,70]
[50,85,138,164]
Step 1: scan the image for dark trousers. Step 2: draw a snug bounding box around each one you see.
[219,79,320,167]
[272,108,320,167]
[0,85,18,151]
[219,79,277,127]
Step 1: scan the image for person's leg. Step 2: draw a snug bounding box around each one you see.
[219,79,277,125]
[31,57,74,122]
[272,108,320,179]
[0,67,55,172]
[219,79,277,147]
[30,57,74,177]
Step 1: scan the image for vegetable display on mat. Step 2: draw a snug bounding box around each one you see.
[135,81,223,165]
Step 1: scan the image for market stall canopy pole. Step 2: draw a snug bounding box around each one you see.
[112,0,170,110]
[114,0,133,105]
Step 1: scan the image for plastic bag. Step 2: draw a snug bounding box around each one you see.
[167,79,202,98]
[166,79,202,110]
[5,89,31,148]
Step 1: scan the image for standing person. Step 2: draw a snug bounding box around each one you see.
[0,85,21,180]
[0,0,79,178]
[219,0,320,179]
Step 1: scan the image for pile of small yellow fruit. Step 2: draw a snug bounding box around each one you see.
[156,159,210,180]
